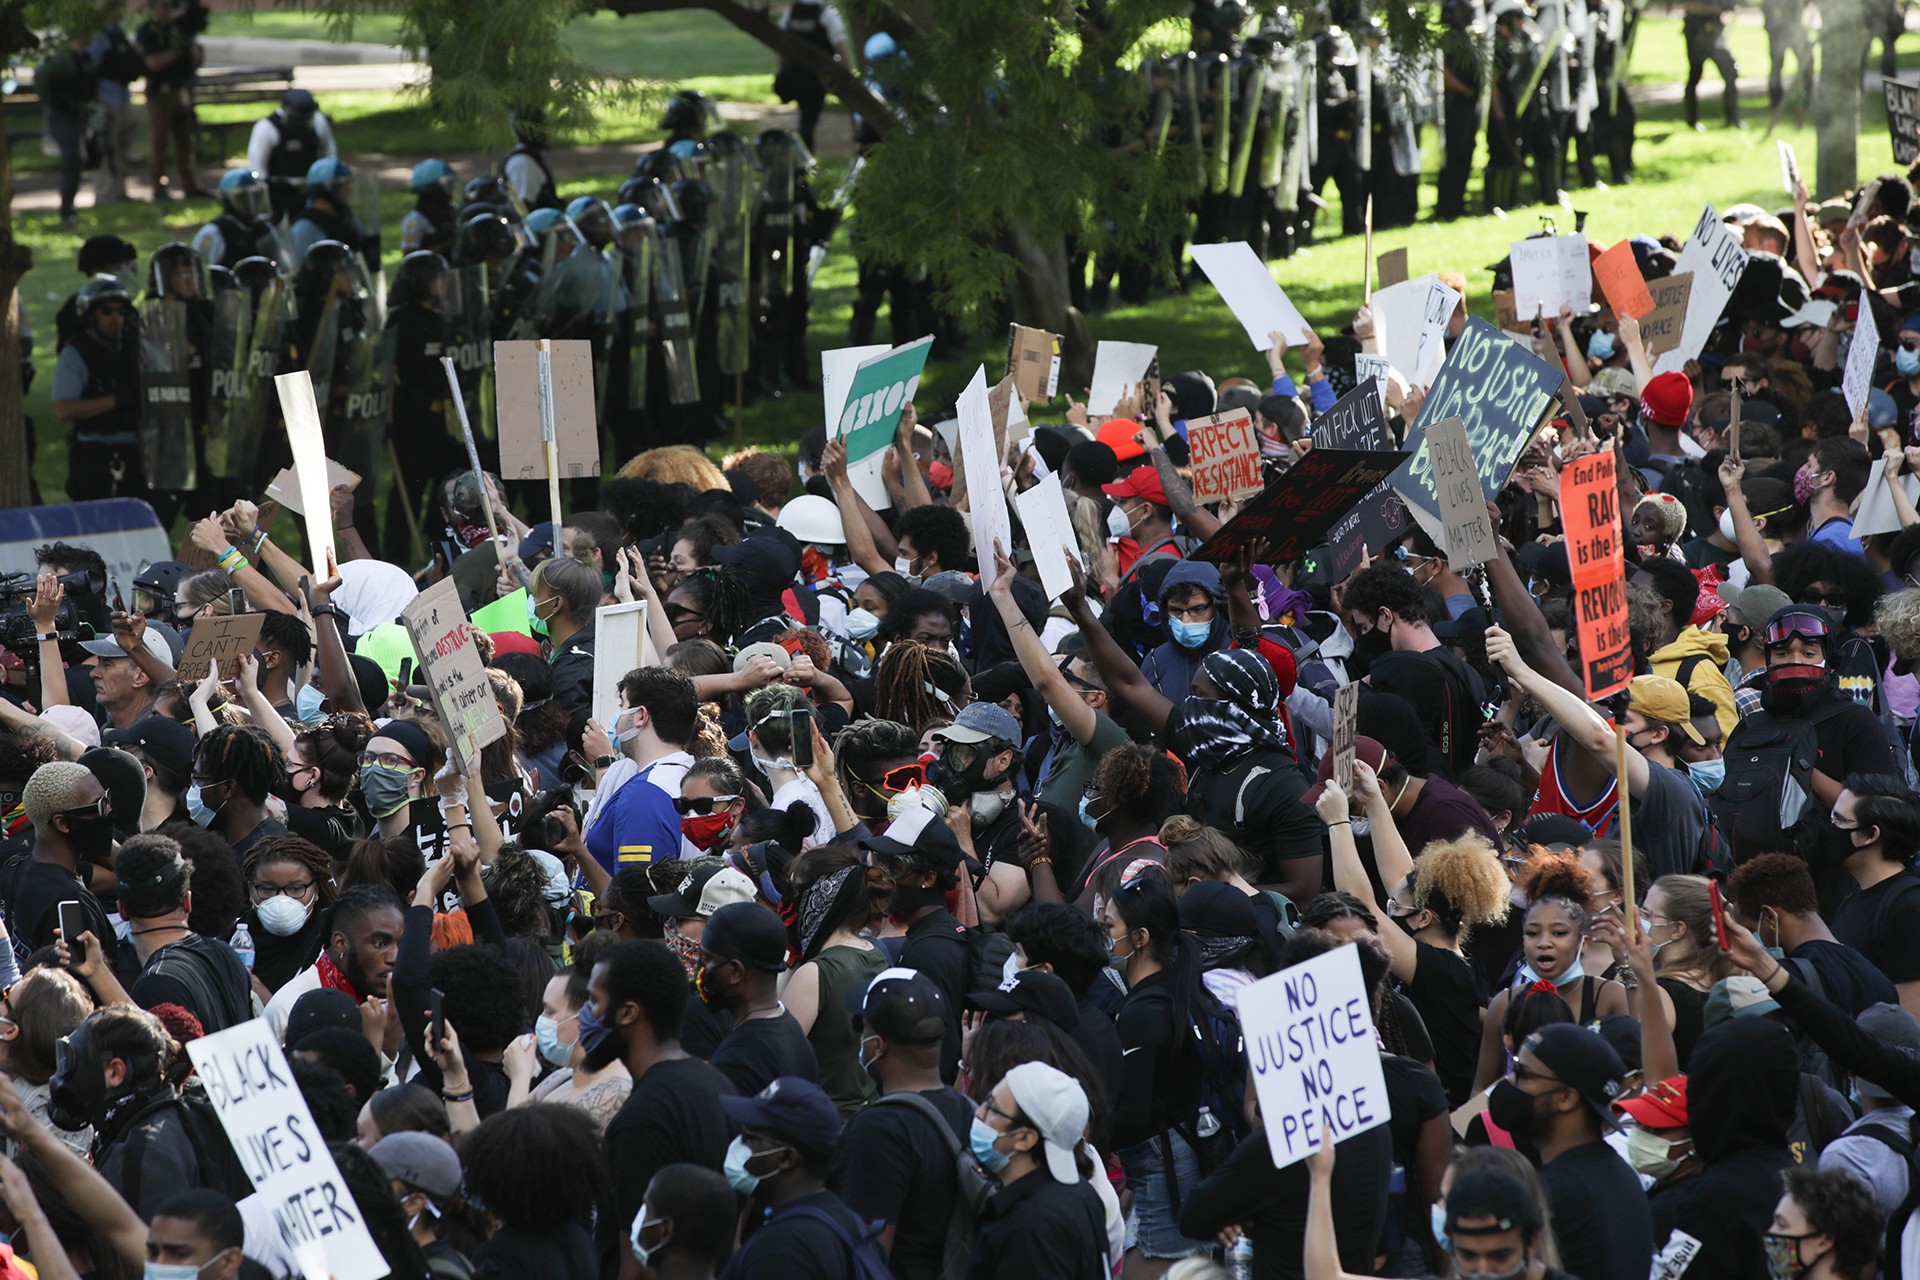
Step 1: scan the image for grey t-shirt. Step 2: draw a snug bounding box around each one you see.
[1634,759,1711,880]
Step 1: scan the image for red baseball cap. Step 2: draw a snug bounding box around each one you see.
[1096,418,1148,462]
[1615,1075,1688,1129]
[487,631,542,657]
[1102,465,1168,508]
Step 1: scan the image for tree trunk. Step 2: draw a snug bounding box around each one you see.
[1816,0,1867,199]
[1006,223,1092,393]
[0,92,34,511]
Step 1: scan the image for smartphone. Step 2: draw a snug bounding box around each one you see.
[56,901,86,966]
[396,658,414,697]
[227,587,246,615]
[427,987,445,1049]
[1709,880,1731,953]
[790,707,814,770]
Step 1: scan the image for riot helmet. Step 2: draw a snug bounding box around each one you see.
[411,158,456,198]
[77,273,134,318]
[509,106,548,148]
[755,128,817,176]
[566,196,616,250]
[232,255,283,301]
[456,212,518,266]
[669,180,711,229]
[217,167,272,223]
[132,560,192,619]
[524,207,581,256]
[611,202,655,253]
[631,148,692,189]
[306,156,353,204]
[294,240,372,311]
[207,263,236,294]
[661,90,716,135]
[148,242,207,301]
[280,88,318,123]
[616,175,682,224]
[390,250,450,311]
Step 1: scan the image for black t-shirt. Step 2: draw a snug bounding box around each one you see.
[1367,648,1486,781]
[2,855,124,977]
[682,993,733,1059]
[603,1056,734,1257]
[1069,997,1124,1153]
[1832,871,1920,987]
[1387,991,1434,1064]
[1785,938,1900,1014]
[1179,1121,1392,1280]
[828,1086,973,1280]
[969,1172,1109,1280]
[129,933,253,1032]
[1404,940,1485,1107]
[1535,1141,1655,1280]
[709,1010,819,1095]
[475,1223,595,1280]
[1113,969,1200,1150]
[1381,1055,1449,1252]
[229,816,287,863]
[723,1189,869,1280]
[898,909,970,1079]
[1182,748,1324,885]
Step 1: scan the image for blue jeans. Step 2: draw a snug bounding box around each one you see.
[1118,1131,1212,1260]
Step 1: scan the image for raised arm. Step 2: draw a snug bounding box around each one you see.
[618,547,680,662]
[26,574,71,712]
[894,403,933,511]
[1485,626,1649,796]
[1618,312,1652,396]
[1482,508,1587,698]
[0,701,86,762]
[1063,550,1172,735]
[185,512,295,615]
[0,1074,144,1272]
[1148,447,1222,541]
[989,541,1095,744]
[233,652,296,752]
[304,551,365,716]
[1352,757,1418,892]
[1717,455,1775,586]
[822,439,897,576]
[1319,776,1416,984]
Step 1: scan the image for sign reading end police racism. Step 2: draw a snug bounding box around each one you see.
[1239,943,1388,1168]
[187,1020,387,1280]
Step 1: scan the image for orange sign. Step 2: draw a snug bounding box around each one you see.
[1593,240,1655,321]
[1562,451,1632,701]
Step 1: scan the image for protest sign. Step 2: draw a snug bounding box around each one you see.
[1639,273,1694,357]
[272,372,335,576]
[1006,325,1062,402]
[187,1020,388,1280]
[1332,681,1360,793]
[592,601,650,735]
[470,587,531,637]
[1374,274,1462,388]
[1376,247,1409,290]
[1308,382,1405,578]
[823,343,893,512]
[265,458,359,518]
[1013,473,1080,603]
[1778,140,1801,196]
[1087,341,1158,417]
[1854,465,1920,539]
[1240,943,1389,1168]
[1510,235,1592,320]
[1188,410,1264,505]
[1354,353,1392,412]
[1653,206,1747,374]
[1389,318,1559,528]
[1562,451,1632,701]
[1843,302,1880,419]
[494,339,598,480]
[841,336,935,462]
[400,578,507,774]
[175,611,267,684]
[1888,79,1920,166]
[1592,239,1654,321]
[1191,448,1409,566]
[1317,484,1409,583]
[1312,381,1393,453]
[989,373,1026,457]
[1426,416,1498,570]
[1558,375,1592,438]
[958,366,1014,590]
[1189,241,1313,349]
[1492,289,1528,339]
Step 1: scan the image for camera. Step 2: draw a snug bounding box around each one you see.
[0,568,105,677]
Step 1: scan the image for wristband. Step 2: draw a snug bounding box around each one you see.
[447,822,474,833]
[440,1087,474,1103]
[310,604,338,618]
[1326,819,1352,827]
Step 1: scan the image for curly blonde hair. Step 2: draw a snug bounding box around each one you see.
[1877,587,1920,662]
[617,445,729,493]
[1410,835,1512,940]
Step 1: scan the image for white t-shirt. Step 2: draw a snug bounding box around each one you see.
[771,774,834,847]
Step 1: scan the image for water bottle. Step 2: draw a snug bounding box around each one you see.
[230,921,255,972]
[1227,1234,1254,1280]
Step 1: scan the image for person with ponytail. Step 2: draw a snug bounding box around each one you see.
[279,714,372,865]
[780,846,890,1115]
[1629,874,1730,1070]
[1472,854,1629,1093]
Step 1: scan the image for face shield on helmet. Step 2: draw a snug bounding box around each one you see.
[612,203,654,254]
[149,242,208,301]
[390,250,450,311]
[566,197,616,250]
[219,167,272,223]
[411,158,455,198]
[306,157,354,205]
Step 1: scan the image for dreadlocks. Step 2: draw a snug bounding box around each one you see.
[833,717,923,802]
[872,642,969,734]
[676,568,755,645]
[195,724,284,804]
[243,834,340,909]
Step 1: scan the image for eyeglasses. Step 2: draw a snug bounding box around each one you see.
[1798,589,1848,608]
[1511,1063,1568,1091]
[57,797,111,821]
[1636,910,1674,932]
[673,794,740,816]
[356,751,416,770]
[1166,601,1214,622]
[252,879,316,901]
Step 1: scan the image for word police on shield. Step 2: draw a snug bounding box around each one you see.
[1238,943,1388,1168]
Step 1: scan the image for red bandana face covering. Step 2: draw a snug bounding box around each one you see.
[315,950,361,1002]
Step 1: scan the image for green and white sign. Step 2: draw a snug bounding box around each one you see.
[838,336,934,463]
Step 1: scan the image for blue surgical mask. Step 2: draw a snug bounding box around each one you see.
[1588,331,1617,362]
[969,1115,1013,1174]
[1430,1203,1451,1256]
[845,607,881,641]
[295,682,327,724]
[185,783,217,828]
[725,1135,779,1196]
[1899,346,1920,379]
[1688,758,1726,794]
[1169,616,1212,650]
[1078,794,1100,831]
[535,1013,575,1068]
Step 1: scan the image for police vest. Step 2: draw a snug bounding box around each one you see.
[71,330,139,444]
[209,213,258,269]
[785,0,835,53]
[503,144,560,212]
[266,111,321,183]
[413,195,457,249]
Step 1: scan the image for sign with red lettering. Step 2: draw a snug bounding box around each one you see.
[1192,448,1410,566]
[1188,409,1264,505]
[1562,451,1632,701]
[400,577,507,773]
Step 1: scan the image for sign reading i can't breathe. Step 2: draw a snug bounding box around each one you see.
[1239,943,1388,1168]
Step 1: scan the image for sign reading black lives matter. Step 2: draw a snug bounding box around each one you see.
[1889,79,1920,167]
[1390,317,1559,524]
[1191,449,1409,566]
[1312,382,1406,579]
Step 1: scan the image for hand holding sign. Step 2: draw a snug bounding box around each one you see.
[1239,942,1389,1167]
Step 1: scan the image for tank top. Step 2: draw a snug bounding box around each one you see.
[808,942,889,1117]
[1528,736,1620,834]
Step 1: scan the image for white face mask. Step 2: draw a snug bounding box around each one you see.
[894,556,918,579]
[1107,503,1133,539]
[255,893,312,937]
[845,607,881,641]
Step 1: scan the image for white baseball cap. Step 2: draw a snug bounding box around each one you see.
[1004,1060,1090,1184]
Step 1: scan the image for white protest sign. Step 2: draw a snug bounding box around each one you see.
[1854,464,1920,539]
[265,459,359,519]
[1354,354,1392,413]
[1013,473,1080,603]
[1241,943,1389,1168]
[1509,234,1591,320]
[400,577,507,775]
[273,372,335,576]
[1843,303,1881,419]
[1779,140,1800,196]
[1653,205,1748,375]
[187,1020,388,1280]
[1373,274,1462,388]
[1087,341,1159,418]
[957,366,1013,590]
[822,343,892,512]
[592,601,649,735]
[1190,241,1312,349]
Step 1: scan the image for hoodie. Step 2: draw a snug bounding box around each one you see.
[1648,1018,1795,1280]
[1649,626,1737,741]
[1141,560,1229,702]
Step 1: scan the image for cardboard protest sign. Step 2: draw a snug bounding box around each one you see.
[1843,302,1880,419]
[400,577,507,774]
[187,1020,388,1280]
[840,336,934,463]
[1240,943,1389,1168]
[1006,325,1062,402]
[1427,416,1498,571]
[1888,79,1920,166]
[1509,234,1592,320]
[822,343,893,512]
[1558,375,1592,438]
[175,611,267,684]
[273,372,335,576]
[1305,381,1406,580]
[1312,381,1392,453]
[592,601,649,735]
[1639,273,1694,357]
[1852,464,1920,539]
[1492,289,1528,339]
[1376,247,1409,289]
[1188,410,1264,505]
[1189,241,1313,349]
[1191,448,1408,566]
[1332,681,1360,793]
[1653,206,1747,374]
[1389,318,1559,527]
[1373,274,1462,388]
[1562,451,1633,701]
[265,458,359,518]
[1354,353,1391,412]
[1087,341,1158,418]
[989,373,1026,455]
[1592,240,1654,321]
[494,339,599,480]
[957,366,1014,590]
[1013,473,1080,603]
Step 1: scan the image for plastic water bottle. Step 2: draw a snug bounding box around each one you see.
[1227,1234,1254,1280]
[230,921,255,972]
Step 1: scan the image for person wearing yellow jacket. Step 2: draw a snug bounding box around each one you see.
[1638,559,1739,742]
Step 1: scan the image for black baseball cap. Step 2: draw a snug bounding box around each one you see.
[103,715,195,779]
[969,968,1079,1031]
[719,1077,842,1162]
[1446,1167,1544,1238]
[702,901,789,973]
[844,967,948,1044]
[1523,1023,1627,1131]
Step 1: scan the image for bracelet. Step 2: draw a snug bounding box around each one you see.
[1326,819,1352,827]
[441,1087,474,1103]
[1766,963,1787,989]
[1029,856,1052,868]
[218,548,248,574]
[310,604,338,618]
[248,529,267,553]
[446,822,474,834]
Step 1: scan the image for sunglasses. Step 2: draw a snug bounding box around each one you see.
[56,796,111,821]
[1798,589,1848,608]
[673,794,740,816]
[858,762,925,794]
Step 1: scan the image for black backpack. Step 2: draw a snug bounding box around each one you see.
[113,1088,254,1211]
[871,1092,993,1280]
[1708,700,1850,864]
[765,1203,894,1280]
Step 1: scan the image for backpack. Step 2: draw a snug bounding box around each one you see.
[769,1204,894,1280]
[1708,700,1851,864]
[114,1089,253,1212]
[1642,457,1718,542]
[871,1092,993,1280]
[1184,984,1251,1167]
[1849,1111,1920,1279]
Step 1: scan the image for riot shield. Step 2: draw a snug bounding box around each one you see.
[230,278,290,483]
[1228,55,1265,198]
[616,224,654,411]
[706,139,758,376]
[754,144,795,316]
[530,248,613,343]
[678,225,714,330]
[336,327,395,485]
[442,264,493,430]
[138,299,196,492]
[652,224,699,404]
[1209,57,1234,194]
[204,286,253,481]
[356,171,387,324]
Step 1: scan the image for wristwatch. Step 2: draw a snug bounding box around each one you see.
[594,754,619,772]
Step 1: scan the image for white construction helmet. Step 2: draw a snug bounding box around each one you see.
[776,494,847,547]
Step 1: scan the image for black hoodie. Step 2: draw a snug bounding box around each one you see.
[1649,1018,1796,1280]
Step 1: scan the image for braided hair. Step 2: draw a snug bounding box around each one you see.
[672,568,754,645]
[243,834,340,909]
[195,724,284,804]
[833,717,922,797]
[872,641,969,734]
[1300,890,1380,934]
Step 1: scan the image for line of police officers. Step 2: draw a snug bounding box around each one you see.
[41,91,830,563]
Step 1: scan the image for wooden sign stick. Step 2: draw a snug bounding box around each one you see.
[536,339,564,542]
[1616,720,1637,944]
[442,356,506,571]
[1363,195,1375,305]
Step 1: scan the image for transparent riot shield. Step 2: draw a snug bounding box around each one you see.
[754,148,795,315]
[442,264,493,430]
[138,299,197,493]
[229,278,290,482]
[678,224,714,330]
[203,286,253,481]
[1209,58,1234,194]
[706,141,758,376]
[337,327,395,485]
[355,171,387,326]
[652,224,699,405]
[530,249,613,343]
[616,224,654,411]
[1228,55,1265,198]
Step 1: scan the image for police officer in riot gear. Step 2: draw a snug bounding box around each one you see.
[1682,0,1740,130]
[248,88,336,223]
[662,91,718,150]
[55,236,139,352]
[606,202,654,458]
[291,157,364,263]
[193,168,276,269]
[386,251,462,559]
[753,128,826,390]
[501,107,562,213]
[403,159,459,256]
[457,175,516,226]
[773,1,847,151]
[455,211,518,274]
[51,276,143,501]
[142,242,214,520]
[1437,0,1483,221]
